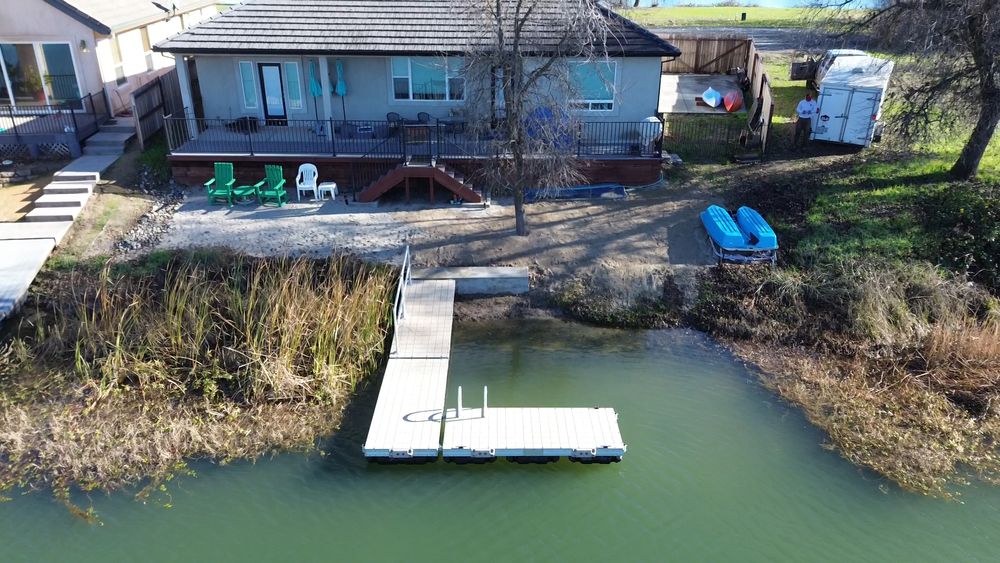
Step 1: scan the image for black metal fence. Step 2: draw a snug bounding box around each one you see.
[661,114,745,161]
[165,117,665,160]
[0,91,110,142]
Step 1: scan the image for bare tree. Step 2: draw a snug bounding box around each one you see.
[821,0,999,179]
[457,0,612,235]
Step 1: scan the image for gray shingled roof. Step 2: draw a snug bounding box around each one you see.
[43,0,218,34]
[153,0,681,57]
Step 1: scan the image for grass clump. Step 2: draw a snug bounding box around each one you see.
[0,250,395,513]
[690,262,1000,496]
[554,263,681,329]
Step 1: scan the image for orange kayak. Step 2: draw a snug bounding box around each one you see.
[723,90,744,113]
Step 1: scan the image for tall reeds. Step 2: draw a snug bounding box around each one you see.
[693,260,1000,496]
[0,251,396,507]
[20,251,396,405]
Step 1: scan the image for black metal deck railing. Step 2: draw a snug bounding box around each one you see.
[0,91,111,142]
[164,116,664,160]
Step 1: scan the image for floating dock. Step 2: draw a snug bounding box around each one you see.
[362,279,454,460]
[442,404,626,462]
[362,253,626,463]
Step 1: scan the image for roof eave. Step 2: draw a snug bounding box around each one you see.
[601,6,682,58]
[42,0,111,35]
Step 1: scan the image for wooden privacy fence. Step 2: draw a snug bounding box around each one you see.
[130,68,183,150]
[660,35,752,74]
[658,34,776,159]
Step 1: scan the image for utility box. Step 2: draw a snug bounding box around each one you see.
[810,53,894,147]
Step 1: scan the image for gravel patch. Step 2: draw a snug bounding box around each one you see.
[157,194,505,263]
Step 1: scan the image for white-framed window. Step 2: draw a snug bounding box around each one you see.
[238,61,257,109]
[283,61,303,110]
[390,57,464,101]
[569,61,616,111]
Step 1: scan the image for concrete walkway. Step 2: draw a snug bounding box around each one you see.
[0,155,118,321]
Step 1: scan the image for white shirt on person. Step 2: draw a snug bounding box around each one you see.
[796,99,818,119]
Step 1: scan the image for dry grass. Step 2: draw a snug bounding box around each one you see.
[693,261,1000,496]
[0,250,395,514]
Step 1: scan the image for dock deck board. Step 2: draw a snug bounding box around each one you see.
[362,279,455,458]
[441,407,627,459]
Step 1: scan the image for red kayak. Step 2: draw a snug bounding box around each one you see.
[723,90,744,113]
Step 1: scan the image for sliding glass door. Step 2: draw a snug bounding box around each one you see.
[41,44,81,105]
[0,42,83,109]
[0,44,45,105]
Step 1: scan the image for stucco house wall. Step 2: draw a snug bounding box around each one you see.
[1,0,218,113]
[0,0,104,98]
[193,54,663,124]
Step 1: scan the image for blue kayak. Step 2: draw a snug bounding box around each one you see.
[700,205,779,264]
[736,206,778,250]
[700,205,744,248]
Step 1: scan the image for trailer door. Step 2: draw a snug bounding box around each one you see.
[843,90,881,146]
[813,87,851,142]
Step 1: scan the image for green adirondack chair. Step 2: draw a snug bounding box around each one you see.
[205,162,236,206]
[254,164,289,207]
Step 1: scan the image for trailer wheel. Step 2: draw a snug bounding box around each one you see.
[872,122,884,143]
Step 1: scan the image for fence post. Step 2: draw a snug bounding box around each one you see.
[69,103,79,136]
[576,122,582,157]
[330,118,336,156]
[7,105,19,141]
[247,120,254,155]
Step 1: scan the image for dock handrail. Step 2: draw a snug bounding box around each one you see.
[390,245,412,354]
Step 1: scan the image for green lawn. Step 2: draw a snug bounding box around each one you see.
[619,7,817,28]
[787,142,999,269]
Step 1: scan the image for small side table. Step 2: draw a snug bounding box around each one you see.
[318,181,338,200]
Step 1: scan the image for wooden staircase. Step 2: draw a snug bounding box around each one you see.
[356,162,482,204]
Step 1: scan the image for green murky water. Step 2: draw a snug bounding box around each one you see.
[3,320,999,561]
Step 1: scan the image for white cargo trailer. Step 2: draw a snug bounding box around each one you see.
[810,54,894,147]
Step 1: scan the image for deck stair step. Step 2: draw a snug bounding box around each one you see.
[24,205,83,222]
[33,192,91,208]
[357,163,482,204]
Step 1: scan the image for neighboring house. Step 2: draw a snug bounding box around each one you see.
[0,0,220,115]
[153,0,682,202]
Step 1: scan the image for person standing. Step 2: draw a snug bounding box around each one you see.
[793,93,818,148]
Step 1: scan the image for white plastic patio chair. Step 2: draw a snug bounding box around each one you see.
[296,163,319,201]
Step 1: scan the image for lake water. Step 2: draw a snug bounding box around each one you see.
[3,320,1000,561]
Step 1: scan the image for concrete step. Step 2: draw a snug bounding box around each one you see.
[0,221,73,245]
[24,205,82,222]
[52,172,99,183]
[105,116,135,128]
[33,192,91,208]
[99,125,135,134]
[86,131,134,146]
[83,146,125,156]
[55,155,120,182]
[43,181,93,195]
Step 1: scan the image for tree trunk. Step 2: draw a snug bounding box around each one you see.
[514,188,528,236]
[951,93,1000,179]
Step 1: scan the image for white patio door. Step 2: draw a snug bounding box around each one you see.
[257,63,286,124]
